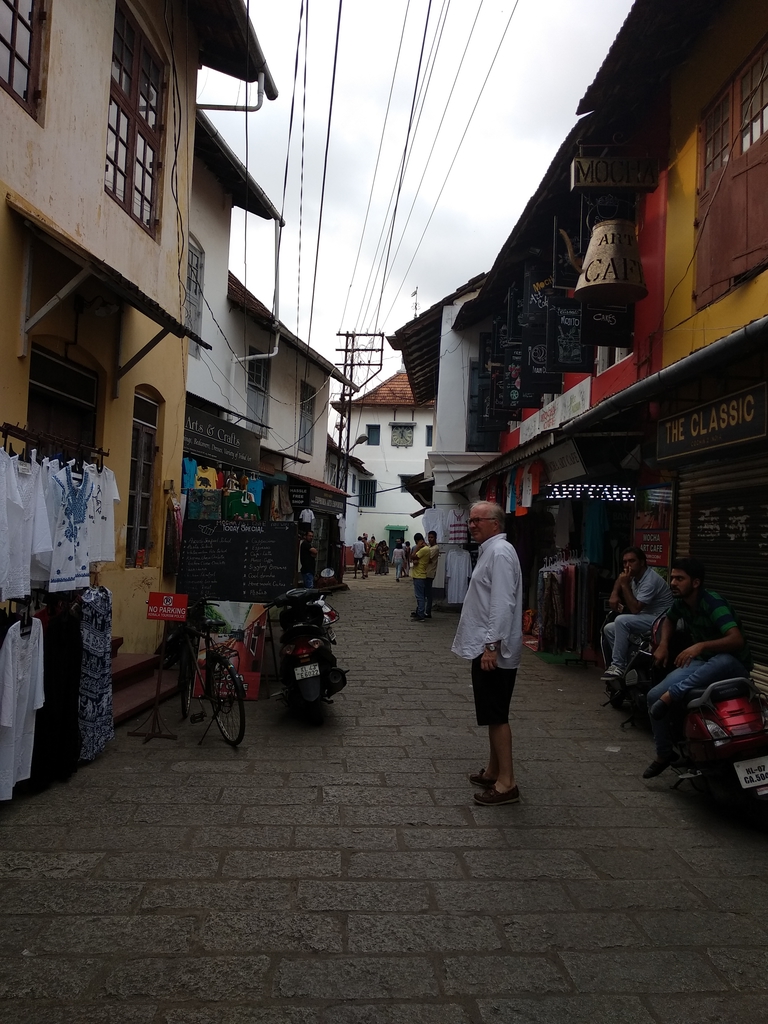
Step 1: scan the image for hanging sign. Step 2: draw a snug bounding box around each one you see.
[521,262,552,326]
[520,326,561,395]
[184,406,261,471]
[570,156,659,191]
[580,302,635,348]
[147,592,189,622]
[545,299,593,373]
[657,384,767,462]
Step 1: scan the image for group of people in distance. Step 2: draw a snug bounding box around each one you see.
[350,533,417,580]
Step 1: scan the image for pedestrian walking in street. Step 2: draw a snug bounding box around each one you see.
[452,501,523,806]
[351,536,366,578]
[299,530,318,589]
[375,539,389,575]
[409,533,430,621]
[361,533,370,578]
[424,530,440,617]
[391,540,405,581]
[403,541,411,576]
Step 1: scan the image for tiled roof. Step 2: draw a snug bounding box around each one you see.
[350,372,434,407]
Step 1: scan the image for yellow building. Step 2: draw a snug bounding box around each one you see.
[0,1,276,653]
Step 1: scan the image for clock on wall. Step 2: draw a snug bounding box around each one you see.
[391,424,414,447]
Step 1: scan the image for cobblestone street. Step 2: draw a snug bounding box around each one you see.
[1,572,767,1024]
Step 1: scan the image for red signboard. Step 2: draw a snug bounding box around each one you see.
[147,592,188,621]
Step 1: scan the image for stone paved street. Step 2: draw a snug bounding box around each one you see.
[2,572,767,1023]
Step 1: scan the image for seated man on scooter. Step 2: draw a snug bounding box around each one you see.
[643,557,753,778]
[601,546,673,684]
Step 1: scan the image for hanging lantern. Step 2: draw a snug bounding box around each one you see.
[574,219,648,305]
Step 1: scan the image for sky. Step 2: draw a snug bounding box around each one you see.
[196,0,635,399]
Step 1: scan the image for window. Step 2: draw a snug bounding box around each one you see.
[105,4,164,233]
[126,394,158,566]
[741,50,768,153]
[704,94,730,188]
[358,478,377,507]
[366,424,380,445]
[27,347,97,447]
[185,238,204,353]
[0,0,43,116]
[696,39,768,308]
[425,424,433,447]
[246,349,270,435]
[298,381,315,454]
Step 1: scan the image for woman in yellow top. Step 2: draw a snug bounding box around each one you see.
[409,534,430,622]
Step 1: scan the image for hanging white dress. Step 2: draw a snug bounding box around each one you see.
[85,464,120,563]
[49,465,94,592]
[445,548,473,604]
[3,454,52,601]
[0,618,45,801]
[0,449,23,597]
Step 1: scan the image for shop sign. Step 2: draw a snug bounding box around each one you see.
[545,299,593,373]
[310,485,344,515]
[570,156,659,192]
[184,406,260,471]
[288,481,311,510]
[147,592,188,621]
[657,384,767,462]
[541,440,586,483]
[557,377,591,423]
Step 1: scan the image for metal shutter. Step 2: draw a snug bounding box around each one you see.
[676,455,768,690]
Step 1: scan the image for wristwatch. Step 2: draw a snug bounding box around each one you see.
[485,644,497,652]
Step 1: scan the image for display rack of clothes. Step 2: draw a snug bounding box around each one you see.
[0,424,117,801]
[537,553,596,662]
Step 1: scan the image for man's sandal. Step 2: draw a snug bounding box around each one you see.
[468,769,496,788]
[473,785,521,806]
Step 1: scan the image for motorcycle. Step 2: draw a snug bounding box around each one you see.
[665,675,768,825]
[600,611,657,722]
[272,587,347,724]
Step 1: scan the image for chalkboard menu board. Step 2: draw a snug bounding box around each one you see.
[177,521,297,603]
[545,298,594,373]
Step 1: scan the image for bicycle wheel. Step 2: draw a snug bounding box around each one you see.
[211,656,246,745]
[179,638,197,719]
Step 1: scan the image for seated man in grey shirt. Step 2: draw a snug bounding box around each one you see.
[601,546,673,681]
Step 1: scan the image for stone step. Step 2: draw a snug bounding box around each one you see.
[111,652,160,691]
[112,668,180,725]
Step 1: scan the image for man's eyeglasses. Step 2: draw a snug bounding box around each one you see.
[468,517,493,525]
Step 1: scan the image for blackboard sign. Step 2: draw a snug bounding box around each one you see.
[177,521,297,603]
[580,302,634,348]
[520,326,561,394]
[521,262,552,326]
[545,299,594,373]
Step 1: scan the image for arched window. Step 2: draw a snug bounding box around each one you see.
[126,392,158,566]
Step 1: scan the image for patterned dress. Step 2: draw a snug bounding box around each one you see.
[78,587,114,762]
[49,466,93,593]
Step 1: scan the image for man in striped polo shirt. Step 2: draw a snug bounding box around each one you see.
[643,557,753,778]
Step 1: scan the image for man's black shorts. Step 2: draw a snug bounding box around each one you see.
[471,657,517,726]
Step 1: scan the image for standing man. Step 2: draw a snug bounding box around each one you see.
[299,531,317,589]
[351,536,366,579]
[601,546,673,682]
[409,533,430,622]
[424,530,440,618]
[643,557,753,778]
[452,502,523,807]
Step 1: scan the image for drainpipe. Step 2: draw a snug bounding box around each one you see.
[198,72,266,113]
[233,218,282,365]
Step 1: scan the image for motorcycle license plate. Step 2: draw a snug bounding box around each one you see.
[733,758,768,789]
[327,628,336,642]
[294,662,321,681]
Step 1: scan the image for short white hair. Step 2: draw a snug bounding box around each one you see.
[470,501,505,527]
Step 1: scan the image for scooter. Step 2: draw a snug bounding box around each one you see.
[664,675,768,825]
[601,611,662,722]
[272,588,347,724]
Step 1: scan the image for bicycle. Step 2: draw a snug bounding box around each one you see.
[177,600,246,746]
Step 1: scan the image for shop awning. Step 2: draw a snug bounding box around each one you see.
[8,192,211,364]
[447,433,557,491]
[384,525,409,531]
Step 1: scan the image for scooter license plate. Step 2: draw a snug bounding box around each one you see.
[295,662,321,681]
[733,758,768,789]
[326,628,336,643]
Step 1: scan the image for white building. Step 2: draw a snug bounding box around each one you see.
[186,114,354,573]
[337,372,435,555]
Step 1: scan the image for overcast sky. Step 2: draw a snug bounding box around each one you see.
[197,0,635,396]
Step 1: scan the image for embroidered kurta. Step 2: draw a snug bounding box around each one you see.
[49,466,93,592]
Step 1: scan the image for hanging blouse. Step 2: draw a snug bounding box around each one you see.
[49,465,93,593]
[0,618,45,801]
[0,449,22,597]
[3,454,52,601]
[85,464,121,563]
